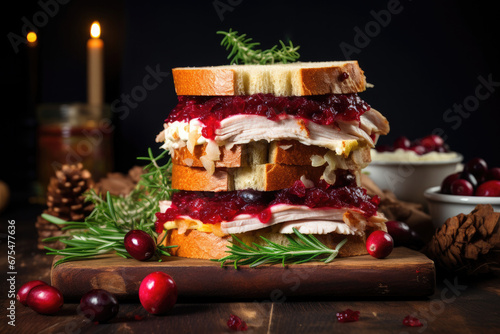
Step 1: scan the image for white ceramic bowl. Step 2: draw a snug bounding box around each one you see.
[363,154,462,205]
[424,186,500,228]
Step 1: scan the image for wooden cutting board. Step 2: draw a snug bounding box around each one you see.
[51,247,435,300]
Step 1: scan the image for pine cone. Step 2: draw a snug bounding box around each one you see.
[423,204,500,275]
[36,163,94,250]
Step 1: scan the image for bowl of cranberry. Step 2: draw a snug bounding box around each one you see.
[365,135,462,204]
[424,157,500,228]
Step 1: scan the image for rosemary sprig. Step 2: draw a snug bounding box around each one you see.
[44,148,176,266]
[216,228,347,269]
[217,29,300,65]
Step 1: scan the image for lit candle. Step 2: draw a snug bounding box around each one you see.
[27,32,38,107]
[87,21,104,106]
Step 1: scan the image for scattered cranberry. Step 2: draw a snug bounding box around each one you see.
[17,280,48,306]
[26,285,64,315]
[79,289,119,323]
[440,172,461,194]
[403,315,423,327]
[475,180,500,196]
[394,136,411,150]
[139,272,177,315]
[486,167,500,181]
[450,179,474,196]
[464,157,488,180]
[385,221,411,247]
[227,314,248,331]
[124,230,156,261]
[336,309,360,322]
[366,231,394,259]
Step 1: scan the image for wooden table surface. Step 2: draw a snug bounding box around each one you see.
[2,204,500,334]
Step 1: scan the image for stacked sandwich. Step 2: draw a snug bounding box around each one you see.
[155,61,390,260]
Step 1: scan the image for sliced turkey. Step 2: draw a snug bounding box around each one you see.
[215,115,359,155]
[220,204,386,235]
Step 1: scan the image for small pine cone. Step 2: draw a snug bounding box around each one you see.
[36,163,95,250]
[423,204,500,275]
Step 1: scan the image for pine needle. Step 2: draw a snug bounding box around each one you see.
[217,29,300,65]
[215,228,347,268]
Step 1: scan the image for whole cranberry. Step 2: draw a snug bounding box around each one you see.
[366,231,394,259]
[384,221,412,247]
[440,172,461,194]
[420,135,444,150]
[238,189,265,203]
[17,280,48,306]
[475,180,500,197]
[394,136,411,150]
[139,272,177,315]
[486,167,500,181]
[464,158,488,180]
[408,145,426,155]
[450,179,474,196]
[27,285,64,315]
[79,289,119,323]
[459,171,478,189]
[124,230,156,261]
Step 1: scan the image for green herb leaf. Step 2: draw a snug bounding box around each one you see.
[214,228,347,268]
[217,29,300,65]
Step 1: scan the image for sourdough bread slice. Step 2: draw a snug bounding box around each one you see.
[172,61,366,96]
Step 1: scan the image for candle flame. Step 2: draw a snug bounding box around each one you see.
[90,21,101,38]
[27,32,37,43]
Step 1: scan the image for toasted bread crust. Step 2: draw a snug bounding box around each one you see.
[172,165,233,192]
[269,140,329,165]
[261,164,324,191]
[171,163,326,192]
[173,68,236,96]
[172,143,245,168]
[165,229,231,260]
[299,62,366,95]
[172,62,366,96]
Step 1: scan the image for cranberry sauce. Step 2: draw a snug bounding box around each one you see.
[165,93,370,140]
[155,174,380,230]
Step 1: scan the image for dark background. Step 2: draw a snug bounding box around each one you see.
[2,0,500,202]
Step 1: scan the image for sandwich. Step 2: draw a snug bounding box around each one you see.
[154,61,390,260]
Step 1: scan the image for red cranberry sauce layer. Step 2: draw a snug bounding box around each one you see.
[165,93,370,140]
[155,173,380,230]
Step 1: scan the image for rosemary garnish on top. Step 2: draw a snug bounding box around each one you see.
[216,228,347,269]
[44,148,176,266]
[217,29,300,65]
